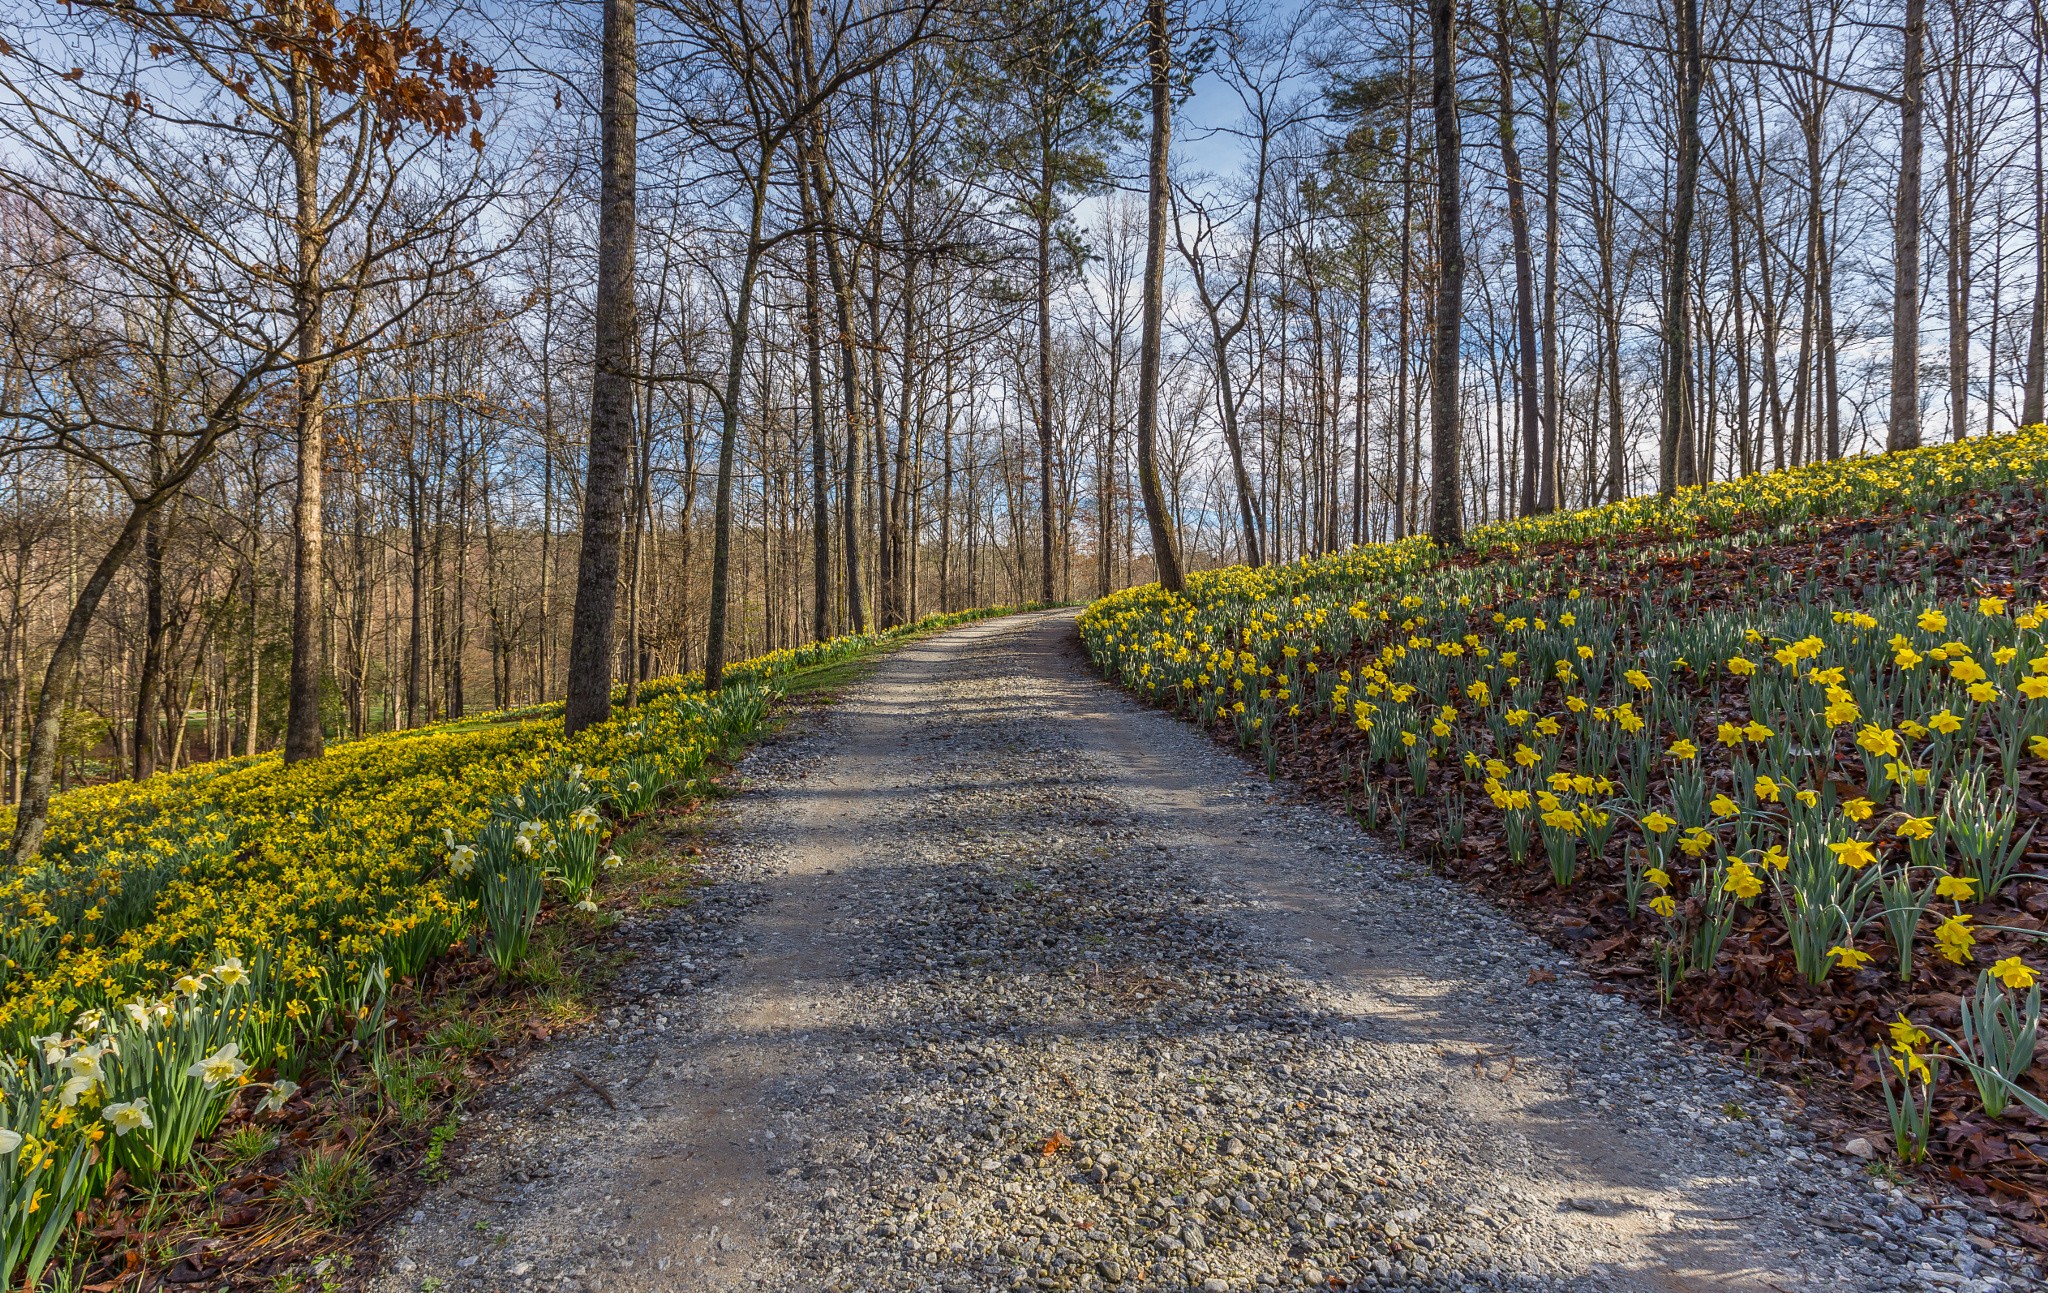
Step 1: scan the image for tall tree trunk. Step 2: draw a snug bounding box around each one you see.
[132,479,167,781]
[2023,1,2045,426]
[284,65,329,762]
[1889,0,1926,452]
[1494,3,1541,519]
[1538,0,1562,512]
[566,0,638,733]
[1137,0,1184,592]
[1394,79,1414,542]
[9,511,154,860]
[1428,0,1464,546]
[1035,201,1056,602]
[804,122,869,633]
[244,546,260,756]
[1660,0,1702,495]
[804,217,831,643]
[707,154,776,690]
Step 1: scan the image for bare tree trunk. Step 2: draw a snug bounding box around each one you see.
[2023,0,2045,426]
[1660,0,1702,495]
[804,119,869,634]
[1494,2,1542,519]
[705,151,774,690]
[804,217,830,643]
[1136,0,1183,592]
[245,542,261,755]
[1538,0,1563,512]
[1888,0,1926,452]
[133,468,167,781]
[284,65,329,762]
[1035,201,1056,603]
[566,0,637,733]
[1394,63,1414,542]
[1428,0,1463,546]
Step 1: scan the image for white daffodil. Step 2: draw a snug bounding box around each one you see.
[0,1127,21,1155]
[102,1099,153,1136]
[60,1074,97,1108]
[73,1009,104,1036]
[602,853,622,870]
[212,956,249,989]
[173,973,206,998]
[63,1044,106,1084]
[574,899,599,913]
[187,1042,247,1088]
[32,1034,66,1066]
[258,1078,299,1114]
[448,843,476,877]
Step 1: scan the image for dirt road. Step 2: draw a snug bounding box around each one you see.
[371,610,2030,1293]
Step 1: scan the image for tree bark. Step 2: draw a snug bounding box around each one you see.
[803,119,869,634]
[1888,0,1926,452]
[1035,202,1056,602]
[1428,0,1464,546]
[705,150,774,690]
[1494,2,1541,519]
[132,468,167,781]
[566,0,638,733]
[804,218,831,643]
[1537,0,1562,512]
[1659,0,1702,495]
[283,63,330,762]
[1136,0,1184,593]
[2023,0,2045,426]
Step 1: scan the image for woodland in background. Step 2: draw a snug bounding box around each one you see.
[0,0,2043,802]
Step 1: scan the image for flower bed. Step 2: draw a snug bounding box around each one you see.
[1082,429,2048,1233]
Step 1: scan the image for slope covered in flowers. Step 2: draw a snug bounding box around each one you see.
[1082,429,2048,1227]
[0,604,1031,1286]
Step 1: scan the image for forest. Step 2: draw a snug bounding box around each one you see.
[4,2,2048,1287]
[0,0,2041,820]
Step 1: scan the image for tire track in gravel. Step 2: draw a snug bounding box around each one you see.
[370,609,2038,1293]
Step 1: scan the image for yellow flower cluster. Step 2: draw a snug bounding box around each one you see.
[1084,428,2048,1096]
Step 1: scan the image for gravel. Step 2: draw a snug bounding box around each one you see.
[367,610,2043,1293]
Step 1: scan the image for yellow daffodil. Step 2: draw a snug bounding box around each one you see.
[1723,859,1763,900]
[1934,913,1976,964]
[1991,956,2037,990]
[1934,875,1977,902]
[1855,725,1901,758]
[1827,945,1873,971]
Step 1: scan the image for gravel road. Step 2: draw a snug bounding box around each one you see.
[369,610,2042,1293]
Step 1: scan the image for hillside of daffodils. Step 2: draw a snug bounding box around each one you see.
[1083,428,2048,1231]
[0,605,1030,1288]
